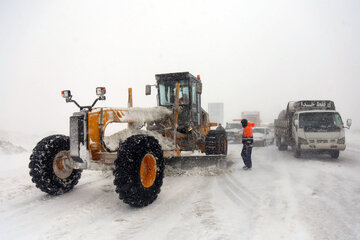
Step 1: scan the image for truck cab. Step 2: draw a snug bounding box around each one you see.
[292,110,347,155]
[276,100,352,158]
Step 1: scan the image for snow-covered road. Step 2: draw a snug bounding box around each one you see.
[1,133,360,240]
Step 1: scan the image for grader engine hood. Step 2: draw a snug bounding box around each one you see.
[100,106,175,152]
[123,106,172,123]
[70,106,173,163]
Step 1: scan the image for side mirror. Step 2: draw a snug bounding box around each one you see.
[61,90,72,102]
[96,87,106,100]
[196,83,202,94]
[346,119,352,128]
[145,85,151,95]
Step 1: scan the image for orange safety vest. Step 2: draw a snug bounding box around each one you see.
[242,126,253,138]
[242,122,254,141]
[247,122,255,128]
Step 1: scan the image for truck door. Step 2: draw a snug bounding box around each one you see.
[292,113,299,144]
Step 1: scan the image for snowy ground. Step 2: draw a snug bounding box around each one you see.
[1,131,360,240]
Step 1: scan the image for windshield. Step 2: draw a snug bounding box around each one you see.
[253,128,265,134]
[226,123,242,129]
[159,80,189,106]
[299,112,343,132]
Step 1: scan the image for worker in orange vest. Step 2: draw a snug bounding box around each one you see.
[241,119,253,170]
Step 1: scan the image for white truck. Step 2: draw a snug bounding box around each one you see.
[274,100,351,158]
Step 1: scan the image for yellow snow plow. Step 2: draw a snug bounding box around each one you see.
[29,72,227,208]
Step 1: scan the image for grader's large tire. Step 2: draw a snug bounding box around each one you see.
[29,135,82,195]
[205,130,217,155]
[206,130,227,155]
[113,134,165,207]
[220,134,228,155]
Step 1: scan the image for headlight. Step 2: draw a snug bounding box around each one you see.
[337,137,345,144]
[61,90,71,99]
[96,87,106,96]
[298,137,308,144]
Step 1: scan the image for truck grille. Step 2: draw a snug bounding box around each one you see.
[309,139,337,144]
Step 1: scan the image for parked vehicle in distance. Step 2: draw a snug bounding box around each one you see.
[253,127,274,146]
[225,122,242,143]
[241,111,261,126]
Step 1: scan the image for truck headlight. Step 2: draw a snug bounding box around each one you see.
[337,137,345,144]
[298,137,308,144]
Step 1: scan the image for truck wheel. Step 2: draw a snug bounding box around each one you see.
[293,145,301,158]
[29,135,82,195]
[113,134,165,207]
[278,144,288,151]
[262,140,267,147]
[330,150,339,159]
[275,137,280,147]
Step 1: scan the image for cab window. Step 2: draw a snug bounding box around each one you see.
[158,80,189,106]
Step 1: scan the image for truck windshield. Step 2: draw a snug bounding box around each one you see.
[158,80,189,106]
[299,112,343,132]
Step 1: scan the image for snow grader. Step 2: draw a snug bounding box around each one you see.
[29,72,227,207]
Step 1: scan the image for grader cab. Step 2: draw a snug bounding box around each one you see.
[28,72,227,208]
[146,72,227,155]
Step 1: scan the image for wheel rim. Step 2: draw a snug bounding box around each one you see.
[53,150,73,179]
[140,153,157,188]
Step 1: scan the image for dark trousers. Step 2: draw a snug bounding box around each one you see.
[241,145,252,168]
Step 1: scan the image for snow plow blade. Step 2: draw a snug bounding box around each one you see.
[164,155,230,170]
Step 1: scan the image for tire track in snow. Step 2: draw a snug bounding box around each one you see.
[234,146,312,240]
[189,178,231,240]
[215,174,259,208]
[114,176,214,240]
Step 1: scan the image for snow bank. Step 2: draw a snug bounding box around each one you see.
[0,140,27,154]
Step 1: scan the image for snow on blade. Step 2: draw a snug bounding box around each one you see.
[165,165,232,176]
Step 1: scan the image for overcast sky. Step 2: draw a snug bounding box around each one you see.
[1,0,359,135]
